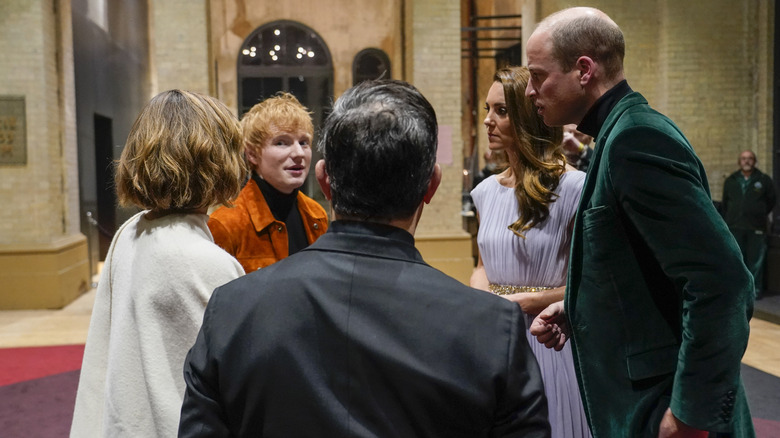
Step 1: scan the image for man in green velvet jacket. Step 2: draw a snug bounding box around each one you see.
[527,7,755,438]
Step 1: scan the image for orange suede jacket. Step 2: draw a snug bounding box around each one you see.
[208,180,328,273]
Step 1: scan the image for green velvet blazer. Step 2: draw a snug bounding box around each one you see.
[566,92,755,437]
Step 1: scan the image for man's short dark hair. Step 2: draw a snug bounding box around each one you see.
[318,80,438,221]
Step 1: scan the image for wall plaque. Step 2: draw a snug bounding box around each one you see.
[0,96,26,165]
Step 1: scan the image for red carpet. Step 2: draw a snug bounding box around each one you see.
[0,345,84,438]
[755,418,780,437]
[0,345,778,437]
[0,344,84,386]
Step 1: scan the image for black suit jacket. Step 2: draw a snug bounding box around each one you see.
[179,221,549,438]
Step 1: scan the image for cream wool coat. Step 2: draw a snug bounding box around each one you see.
[70,211,244,438]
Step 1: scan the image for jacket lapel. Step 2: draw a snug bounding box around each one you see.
[566,92,649,313]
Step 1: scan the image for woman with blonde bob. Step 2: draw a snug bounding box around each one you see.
[208,92,328,273]
[70,90,247,438]
[470,66,590,438]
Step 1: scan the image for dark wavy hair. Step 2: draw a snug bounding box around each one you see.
[318,80,438,221]
[494,67,565,237]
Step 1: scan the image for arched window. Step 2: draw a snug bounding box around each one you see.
[237,20,333,200]
[238,21,332,116]
[352,48,391,85]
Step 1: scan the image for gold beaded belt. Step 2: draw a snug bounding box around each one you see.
[488,284,554,296]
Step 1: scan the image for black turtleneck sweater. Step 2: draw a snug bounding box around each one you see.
[252,173,308,256]
[577,80,633,140]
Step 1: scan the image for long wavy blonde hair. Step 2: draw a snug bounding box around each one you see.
[494,67,565,237]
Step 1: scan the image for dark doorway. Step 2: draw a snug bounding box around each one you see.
[94,114,116,260]
[237,21,333,201]
[352,48,391,85]
[495,42,523,69]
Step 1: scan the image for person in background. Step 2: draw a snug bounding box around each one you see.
[208,92,328,273]
[526,7,755,437]
[471,149,508,190]
[179,79,550,438]
[722,149,776,300]
[471,66,589,438]
[70,90,247,438]
[560,124,593,171]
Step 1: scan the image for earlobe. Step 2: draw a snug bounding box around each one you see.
[245,146,259,167]
[423,164,442,204]
[315,160,332,200]
[577,56,595,84]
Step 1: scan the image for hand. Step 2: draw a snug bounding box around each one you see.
[505,287,565,316]
[529,301,569,351]
[506,292,545,316]
[561,132,583,154]
[657,408,708,438]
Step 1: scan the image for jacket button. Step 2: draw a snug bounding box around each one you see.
[313,223,319,229]
[277,225,283,232]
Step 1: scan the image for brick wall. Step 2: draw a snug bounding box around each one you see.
[0,0,68,243]
[409,0,465,236]
[658,1,760,197]
[0,0,89,309]
[150,0,211,95]
[537,0,774,199]
[59,0,80,237]
[756,0,774,191]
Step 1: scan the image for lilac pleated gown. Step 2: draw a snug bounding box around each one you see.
[472,171,591,438]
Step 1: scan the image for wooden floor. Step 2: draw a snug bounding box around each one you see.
[743,318,780,377]
[1,282,778,379]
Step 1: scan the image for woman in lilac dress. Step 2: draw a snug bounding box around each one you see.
[470,66,590,438]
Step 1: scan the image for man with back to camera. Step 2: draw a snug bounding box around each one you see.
[722,150,776,300]
[525,7,755,438]
[178,79,550,437]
